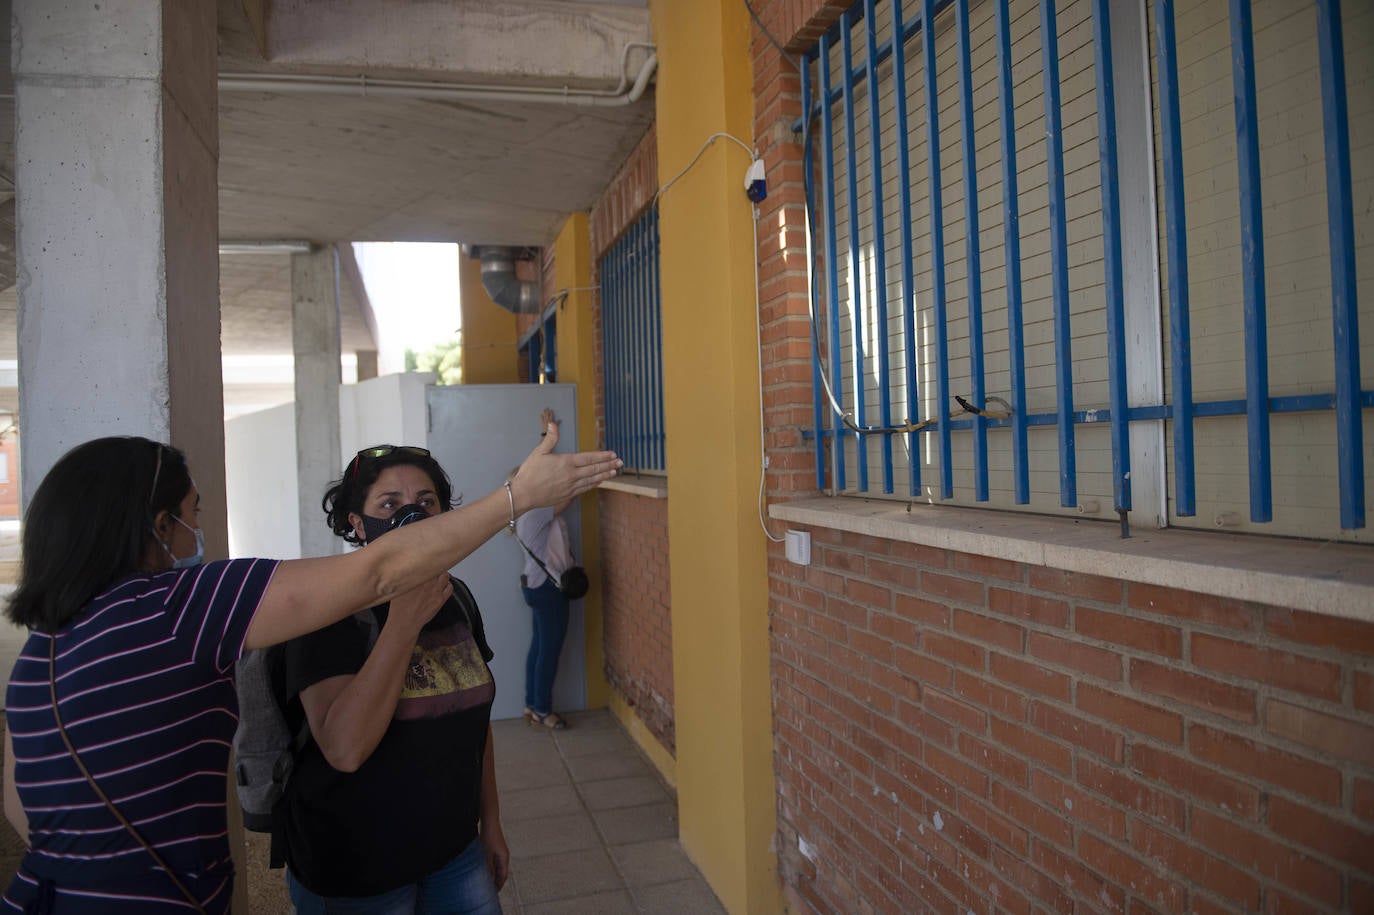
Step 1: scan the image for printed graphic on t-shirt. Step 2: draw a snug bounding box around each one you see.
[394,622,494,720]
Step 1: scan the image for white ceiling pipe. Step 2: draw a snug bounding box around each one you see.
[219,241,313,255]
[218,45,657,108]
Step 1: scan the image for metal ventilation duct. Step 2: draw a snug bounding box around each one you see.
[466,246,541,315]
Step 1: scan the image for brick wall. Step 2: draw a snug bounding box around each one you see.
[768,528,1374,913]
[600,488,675,752]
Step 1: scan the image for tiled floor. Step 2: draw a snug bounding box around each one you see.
[493,709,726,915]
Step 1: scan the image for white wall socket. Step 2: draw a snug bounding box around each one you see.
[785,529,811,566]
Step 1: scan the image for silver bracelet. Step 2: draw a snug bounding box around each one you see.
[503,479,517,533]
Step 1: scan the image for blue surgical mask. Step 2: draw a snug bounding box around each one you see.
[163,515,205,569]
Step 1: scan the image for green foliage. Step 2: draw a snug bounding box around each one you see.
[408,335,463,385]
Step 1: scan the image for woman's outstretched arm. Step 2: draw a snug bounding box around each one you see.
[244,424,618,650]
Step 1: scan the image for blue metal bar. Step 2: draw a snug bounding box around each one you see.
[864,0,894,494]
[923,0,953,499]
[606,238,622,457]
[606,238,619,456]
[803,54,828,490]
[607,244,618,447]
[890,0,921,496]
[1317,0,1364,530]
[1230,0,1272,523]
[1155,0,1195,517]
[805,391,1374,435]
[638,213,651,470]
[819,31,847,491]
[544,315,557,382]
[1040,0,1077,507]
[651,207,666,471]
[841,11,869,492]
[994,0,1029,505]
[955,0,988,501]
[630,216,644,469]
[1091,0,1131,513]
[640,213,651,469]
[792,0,959,134]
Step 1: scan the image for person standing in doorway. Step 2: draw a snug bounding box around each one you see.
[514,409,578,731]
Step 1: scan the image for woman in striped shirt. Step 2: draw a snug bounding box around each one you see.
[0,432,618,913]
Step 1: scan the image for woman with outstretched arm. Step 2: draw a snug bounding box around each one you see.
[0,425,618,914]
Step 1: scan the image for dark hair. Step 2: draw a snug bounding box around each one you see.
[322,447,454,545]
[6,437,193,632]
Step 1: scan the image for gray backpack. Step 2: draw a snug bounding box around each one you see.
[231,610,382,861]
[231,580,478,857]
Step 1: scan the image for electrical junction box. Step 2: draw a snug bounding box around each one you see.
[785,529,811,566]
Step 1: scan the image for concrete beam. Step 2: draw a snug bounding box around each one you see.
[255,0,652,90]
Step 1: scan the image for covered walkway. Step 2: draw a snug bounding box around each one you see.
[0,703,724,915]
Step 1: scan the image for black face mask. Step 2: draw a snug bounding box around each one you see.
[359,503,432,544]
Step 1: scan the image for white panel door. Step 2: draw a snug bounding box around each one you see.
[426,383,585,721]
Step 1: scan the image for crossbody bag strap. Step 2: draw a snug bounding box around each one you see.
[513,531,560,586]
[48,638,207,914]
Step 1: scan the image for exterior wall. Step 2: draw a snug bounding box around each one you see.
[746,1,1374,914]
[770,530,1374,914]
[600,488,675,752]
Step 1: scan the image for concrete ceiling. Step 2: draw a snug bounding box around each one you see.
[0,0,655,415]
[214,0,655,247]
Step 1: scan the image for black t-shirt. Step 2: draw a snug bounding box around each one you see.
[278,581,495,897]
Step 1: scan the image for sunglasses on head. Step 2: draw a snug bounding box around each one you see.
[349,445,432,481]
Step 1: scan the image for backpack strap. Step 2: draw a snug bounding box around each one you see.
[449,577,477,631]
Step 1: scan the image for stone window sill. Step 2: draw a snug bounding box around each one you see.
[768,497,1374,623]
[600,476,669,499]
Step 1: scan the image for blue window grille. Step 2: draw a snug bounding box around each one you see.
[802,0,1371,541]
[600,206,666,473]
[519,308,557,384]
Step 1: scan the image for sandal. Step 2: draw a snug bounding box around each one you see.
[524,708,567,730]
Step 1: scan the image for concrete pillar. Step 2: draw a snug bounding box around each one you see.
[292,247,342,558]
[14,0,227,560]
[355,349,379,382]
[648,0,781,912]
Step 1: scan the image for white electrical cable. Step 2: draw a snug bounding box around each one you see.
[648,128,780,541]
[653,133,755,206]
[753,208,786,543]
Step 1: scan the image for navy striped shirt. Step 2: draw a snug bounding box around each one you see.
[3,558,278,913]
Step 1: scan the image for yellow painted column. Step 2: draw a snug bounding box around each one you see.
[458,256,519,384]
[648,1,780,912]
[551,214,611,707]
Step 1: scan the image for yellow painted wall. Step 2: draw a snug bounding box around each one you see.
[551,214,611,707]
[648,1,780,912]
[458,256,519,385]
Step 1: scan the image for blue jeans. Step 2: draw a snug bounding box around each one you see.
[287,837,500,914]
[521,578,569,715]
